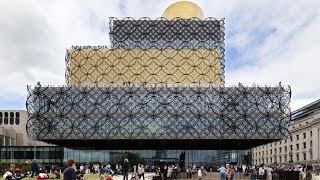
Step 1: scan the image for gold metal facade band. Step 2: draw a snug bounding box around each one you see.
[66,48,223,85]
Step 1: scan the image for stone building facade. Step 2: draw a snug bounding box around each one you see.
[252,99,320,165]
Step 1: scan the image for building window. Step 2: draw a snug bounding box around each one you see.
[279,147,282,153]
[303,153,306,161]
[310,152,313,160]
[296,144,299,150]
[290,154,293,162]
[285,139,287,143]
[296,154,299,161]
[285,146,287,152]
[284,155,287,163]
[290,145,293,151]
[291,137,293,142]
[9,112,14,125]
[15,112,20,125]
[271,149,272,155]
[303,133,306,139]
[270,157,272,163]
[0,112,2,124]
[296,134,299,140]
[279,156,282,163]
[275,148,277,154]
[303,142,306,149]
[310,131,313,137]
[4,112,8,124]
[279,140,281,145]
[310,141,313,148]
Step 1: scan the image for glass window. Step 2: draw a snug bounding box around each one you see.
[4,112,8,124]
[303,133,306,139]
[296,154,299,161]
[303,153,306,160]
[285,139,287,143]
[290,145,293,151]
[279,147,282,153]
[296,144,299,150]
[9,112,14,125]
[296,135,299,140]
[15,112,20,125]
[285,146,287,152]
[5,137,10,146]
[310,141,313,148]
[310,131,313,137]
[303,142,306,149]
[0,112,2,124]
[0,136,3,146]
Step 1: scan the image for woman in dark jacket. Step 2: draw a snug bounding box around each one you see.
[63,159,77,180]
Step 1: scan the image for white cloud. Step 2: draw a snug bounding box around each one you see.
[0,0,319,111]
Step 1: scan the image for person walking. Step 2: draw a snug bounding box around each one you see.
[123,158,130,180]
[63,159,76,180]
[197,166,203,180]
[258,165,265,180]
[266,166,273,180]
[217,165,226,180]
[31,159,39,178]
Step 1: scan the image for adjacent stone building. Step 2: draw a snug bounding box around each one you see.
[252,99,320,165]
[0,110,50,146]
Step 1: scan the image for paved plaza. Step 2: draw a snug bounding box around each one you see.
[93,172,320,180]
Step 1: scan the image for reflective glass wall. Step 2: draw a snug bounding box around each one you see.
[0,146,63,165]
[64,149,251,167]
[0,147,251,168]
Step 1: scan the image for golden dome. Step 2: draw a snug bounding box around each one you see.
[162,1,204,20]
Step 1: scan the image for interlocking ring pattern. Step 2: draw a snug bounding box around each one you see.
[66,47,224,85]
[109,17,225,49]
[26,84,291,140]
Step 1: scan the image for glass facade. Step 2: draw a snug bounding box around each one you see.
[0,147,250,167]
[64,149,251,167]
[0,146,63,165]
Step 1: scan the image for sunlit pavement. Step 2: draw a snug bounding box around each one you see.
[89,172,320,180]
[96,172,252,180]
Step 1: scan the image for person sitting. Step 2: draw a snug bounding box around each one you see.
[3,171,14,180]
[13,168,25,180]
[36,169,48,180]
[54,170,61,179]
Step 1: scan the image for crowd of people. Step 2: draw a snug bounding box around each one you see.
[3,159,320,180]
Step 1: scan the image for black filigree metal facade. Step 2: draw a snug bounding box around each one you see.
[109,17,225,50]
[26,84,290,141]
[26,17,291,149]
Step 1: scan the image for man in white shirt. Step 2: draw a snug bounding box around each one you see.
[258,165,266,180]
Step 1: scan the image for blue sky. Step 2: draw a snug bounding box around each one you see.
[0,0,320,111]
